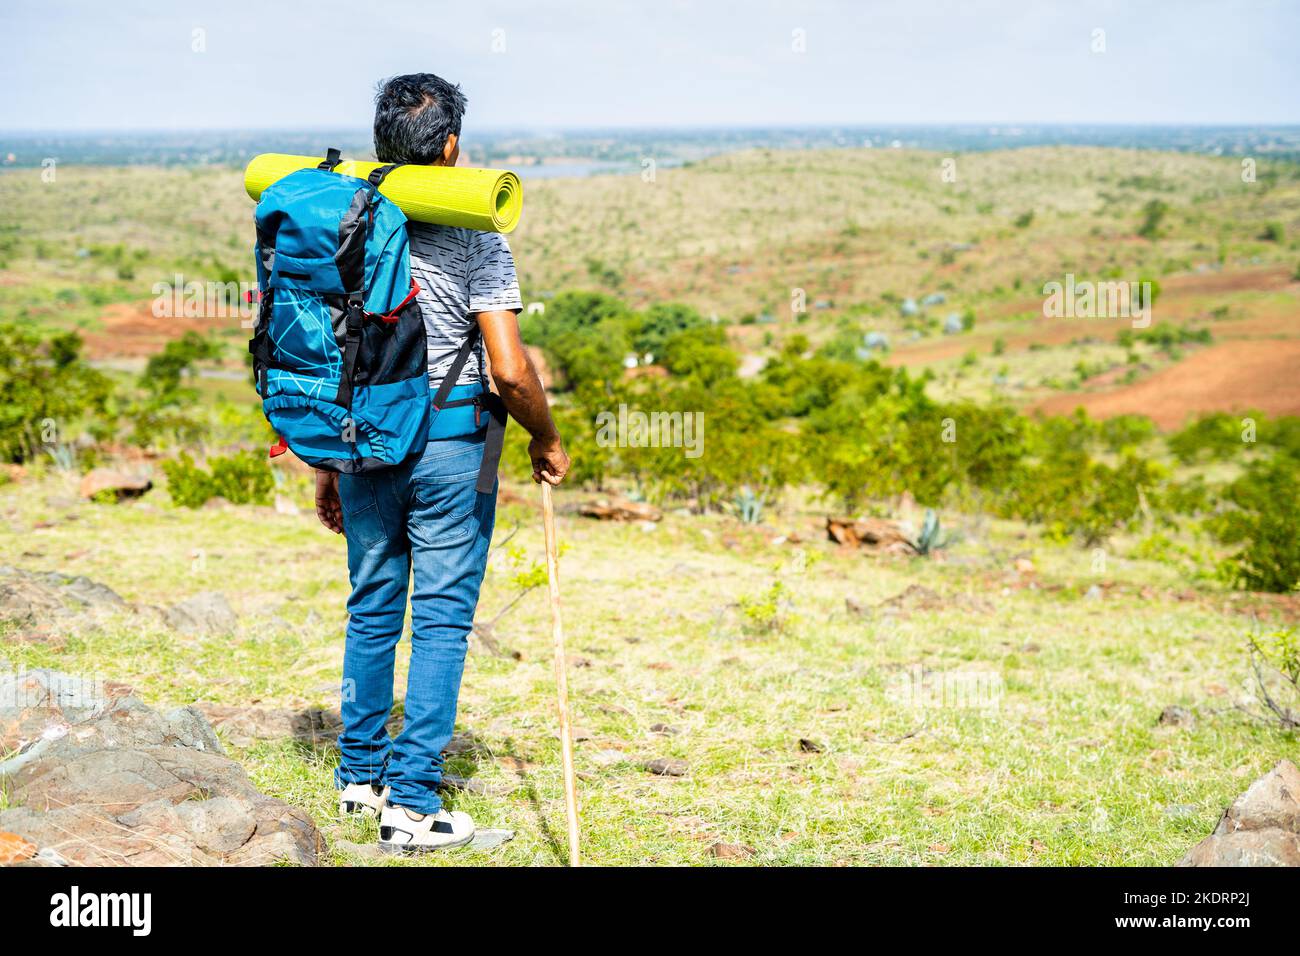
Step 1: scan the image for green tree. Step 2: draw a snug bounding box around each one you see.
[128,332,221,448]
[632,302,707,357]
[659,325,738,386]
[0,325,113,462]
[1137,199,1169,239]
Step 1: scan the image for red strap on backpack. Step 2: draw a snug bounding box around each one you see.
[366,281,421,324]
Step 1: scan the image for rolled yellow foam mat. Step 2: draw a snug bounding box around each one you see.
[243,153,523,234]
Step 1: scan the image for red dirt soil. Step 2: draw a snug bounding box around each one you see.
[83,302,241,359]
[887,266,1298,368]
[1034,339,1300,429]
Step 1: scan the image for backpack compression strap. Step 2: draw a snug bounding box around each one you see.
[332,299,365,409]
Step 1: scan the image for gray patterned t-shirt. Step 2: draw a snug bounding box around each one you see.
[405,222,523,389]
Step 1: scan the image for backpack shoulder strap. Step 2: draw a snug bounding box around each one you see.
[367,163,405,188]
[317,147,343,171]
[430,325,480,412]
[428,324,508,494]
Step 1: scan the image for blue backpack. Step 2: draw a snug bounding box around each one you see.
[250,149,484,476]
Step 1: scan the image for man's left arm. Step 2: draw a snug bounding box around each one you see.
[478,310,568,484]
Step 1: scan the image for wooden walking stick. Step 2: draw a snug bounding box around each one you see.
[541,481,580,866]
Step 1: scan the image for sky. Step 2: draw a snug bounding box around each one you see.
[1,0,1297,130]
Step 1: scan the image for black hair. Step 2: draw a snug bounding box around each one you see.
[373,73,467,164]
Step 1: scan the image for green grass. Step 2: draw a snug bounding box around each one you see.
[2,469,1295,865]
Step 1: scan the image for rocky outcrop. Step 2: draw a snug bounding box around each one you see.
[1179,760,1300,867]
[79,468,152,501]
[826,516,914,554]
[0,670,322,867]
[0,566,127,626]
[195,703,344,748]
[578,497,662,522]
[163,591,238,636]
[0,568,240,645]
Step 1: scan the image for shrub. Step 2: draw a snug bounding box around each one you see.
[632,303,707,358]
[1164,475,1213,516]
[946,402,1030,490]
[0,325,114,463]
[760,353,894,418]
[739,581,794,635]
[520,290,629,346]
[1137,199,1169,239]
[1167,412,1256,463]
[1210,458,1300,592]
[501,386,616,488]
[1242,626,1299,728]
[632,377,802,511]
[126,332,223,449]
[1124,320,1207,351]
[806,389,953,510]
[161,450,274,508]
[999,448,1162,546]
[141,332,219,400]
[658,325,738,386]
[545,328,628,389]
[1098,414,1157,453]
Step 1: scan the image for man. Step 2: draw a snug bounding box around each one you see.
[313,73,569,852]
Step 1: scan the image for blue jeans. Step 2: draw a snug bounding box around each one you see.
[332,432,497,814]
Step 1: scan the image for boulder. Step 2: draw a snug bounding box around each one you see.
[709,841,756,860]
[578,497,662,522]
[0,566,127,626]
[193,704,409,749]
[826,516,914,554]
[644,757,689,777]
[0,831,37,864]
[79,468,152,501]
[1179,760,1300,867]
[164,591,238,636]
[0,669,322,867]
[1158,705,1195,728]
[195,703,343,748]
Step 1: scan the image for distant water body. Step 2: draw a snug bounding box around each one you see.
[2,125,1298,168]
[517,163,637,179]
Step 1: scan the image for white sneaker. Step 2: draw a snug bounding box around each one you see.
[338,782,388,818]
[378,804,475,853]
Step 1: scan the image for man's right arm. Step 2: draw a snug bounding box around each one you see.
[476,310,569,485]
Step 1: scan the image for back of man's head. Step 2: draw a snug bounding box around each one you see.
[373,73,467,165]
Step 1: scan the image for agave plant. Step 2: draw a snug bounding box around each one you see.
[734,485,767,525]
[908,508,957,556]
[44,442,76,473]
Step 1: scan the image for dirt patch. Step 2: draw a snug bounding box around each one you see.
[1033,339,1300,429]
[888,266,1298,368]
[83,301,237,359]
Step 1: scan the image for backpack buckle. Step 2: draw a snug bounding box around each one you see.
[345,300,364,332]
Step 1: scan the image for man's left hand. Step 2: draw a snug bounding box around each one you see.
[315,469,344,534]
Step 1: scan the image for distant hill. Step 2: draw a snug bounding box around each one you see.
[0,144,1296,422]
